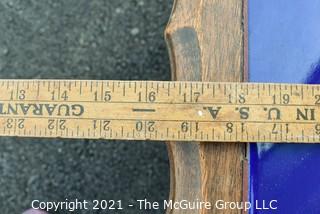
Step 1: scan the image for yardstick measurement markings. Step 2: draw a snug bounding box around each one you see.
[0,80,320,143]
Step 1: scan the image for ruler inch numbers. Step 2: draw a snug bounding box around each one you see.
[0,79,320,143]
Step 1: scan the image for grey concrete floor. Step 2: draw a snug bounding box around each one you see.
[0,0,172,213]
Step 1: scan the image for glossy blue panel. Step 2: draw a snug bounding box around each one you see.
[249,1,320,213]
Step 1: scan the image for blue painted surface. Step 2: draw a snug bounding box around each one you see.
[249,0,320,213]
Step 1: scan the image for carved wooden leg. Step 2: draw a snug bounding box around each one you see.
[165,0,248,213]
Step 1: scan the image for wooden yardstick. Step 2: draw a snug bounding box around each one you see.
[0,80,318,143]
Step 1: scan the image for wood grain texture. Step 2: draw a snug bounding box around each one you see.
[165,0,248,213]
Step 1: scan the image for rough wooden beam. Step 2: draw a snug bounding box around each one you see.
[165,0,248,213]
